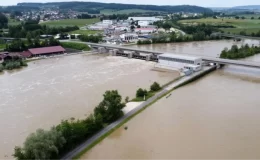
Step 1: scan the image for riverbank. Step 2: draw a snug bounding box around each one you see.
[63,66,216,160]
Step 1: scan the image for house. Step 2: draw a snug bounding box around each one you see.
[28,46,65,57]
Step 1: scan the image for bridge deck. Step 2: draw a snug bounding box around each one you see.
[81,42,260,69]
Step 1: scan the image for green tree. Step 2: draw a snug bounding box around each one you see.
[94,90,125,123]
[26,32,32,45]
[251,17,255,19]
[13,128,66,160]
[136,88,148,98]
[150,82,161,92]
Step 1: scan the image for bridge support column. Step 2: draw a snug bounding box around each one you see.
[98,47,107,54]
[146,54,151,61]
[128,52,134,59]
[109,49,118,56]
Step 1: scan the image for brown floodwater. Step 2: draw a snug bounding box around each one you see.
[129,39,260,58]
[82,40,260,159]
[0,54,178,158]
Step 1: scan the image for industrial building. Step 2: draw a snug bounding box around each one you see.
[128,17,163,23]
[157,53,202,72]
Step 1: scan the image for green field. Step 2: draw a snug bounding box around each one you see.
[239,14,260,19]
[69,29,102,35]
[8,18,21,26]
[0,44,6,51]
[178,17,260,34]
[42,18,100,27]
[100,9,159,15]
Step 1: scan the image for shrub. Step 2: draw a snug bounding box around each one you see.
[136,88,148,98]
[150,82,161,92]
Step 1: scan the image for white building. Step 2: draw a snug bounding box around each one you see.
[157,53,202,72]
[128,17,163,23]
[135,28,157,34]
[138,21,150,27]
[120,33,138,41]
[102,20,114,25]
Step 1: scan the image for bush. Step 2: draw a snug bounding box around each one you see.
[61,42,91,51]
[150,82,161,92]
[136,88,148,98]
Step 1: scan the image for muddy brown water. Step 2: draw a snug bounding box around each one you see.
[82,40,260,159]
[0,54,178,158]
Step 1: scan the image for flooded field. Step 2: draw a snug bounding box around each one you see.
[0,54,178,158]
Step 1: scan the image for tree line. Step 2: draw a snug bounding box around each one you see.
[138,31,221,45]
[78,34,103,43]
[5,37,60,52]
[4,20,79,38]
[18,2,213,14]
[0,12,8,29]
[13,90,125,159]
[220,44,260,59]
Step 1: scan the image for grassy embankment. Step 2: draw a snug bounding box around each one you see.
[73,67,216,159]
[178,18,260,34]
[61,42,91,51]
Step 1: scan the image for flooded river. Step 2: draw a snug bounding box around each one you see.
[0,54,178,158]
[82,40,260,159]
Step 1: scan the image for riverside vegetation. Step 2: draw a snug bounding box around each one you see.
[220,44,260,59]
[13,82,162,159]
[13,90,125,160]
[132,82,161,101]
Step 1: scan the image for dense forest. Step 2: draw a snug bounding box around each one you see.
[18,2,213,14]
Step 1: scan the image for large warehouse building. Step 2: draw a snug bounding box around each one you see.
[157,53,202,72]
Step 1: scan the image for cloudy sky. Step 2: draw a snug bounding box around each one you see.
[1,0,259,7]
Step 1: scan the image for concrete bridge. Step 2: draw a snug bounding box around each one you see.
[213,32,260,40]
[63,41,260,69]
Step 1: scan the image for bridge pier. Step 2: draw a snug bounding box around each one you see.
[109,49,118,56]
[98,47,107,54]
[146,54,151,61]
[128,51,134,59]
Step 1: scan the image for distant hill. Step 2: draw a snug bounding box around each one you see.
[232,5,260,10]
[17,2,213,14]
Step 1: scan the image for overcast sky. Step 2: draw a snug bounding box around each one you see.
[1,0,259,7]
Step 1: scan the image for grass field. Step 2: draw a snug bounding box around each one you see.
[0,44,6,51]
[42,18,100,27]
[8,18,21,26]
[69,29,102,35]
[100,9,159,15]
[178,17,260,34]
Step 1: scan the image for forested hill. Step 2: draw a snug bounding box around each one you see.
[17,2,213,14]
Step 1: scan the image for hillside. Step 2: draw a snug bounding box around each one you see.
[232,5,260,10]
[17,2,213,14]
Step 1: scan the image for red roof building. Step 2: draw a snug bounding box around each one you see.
[28,46,65,56]
[19,51,32,58]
